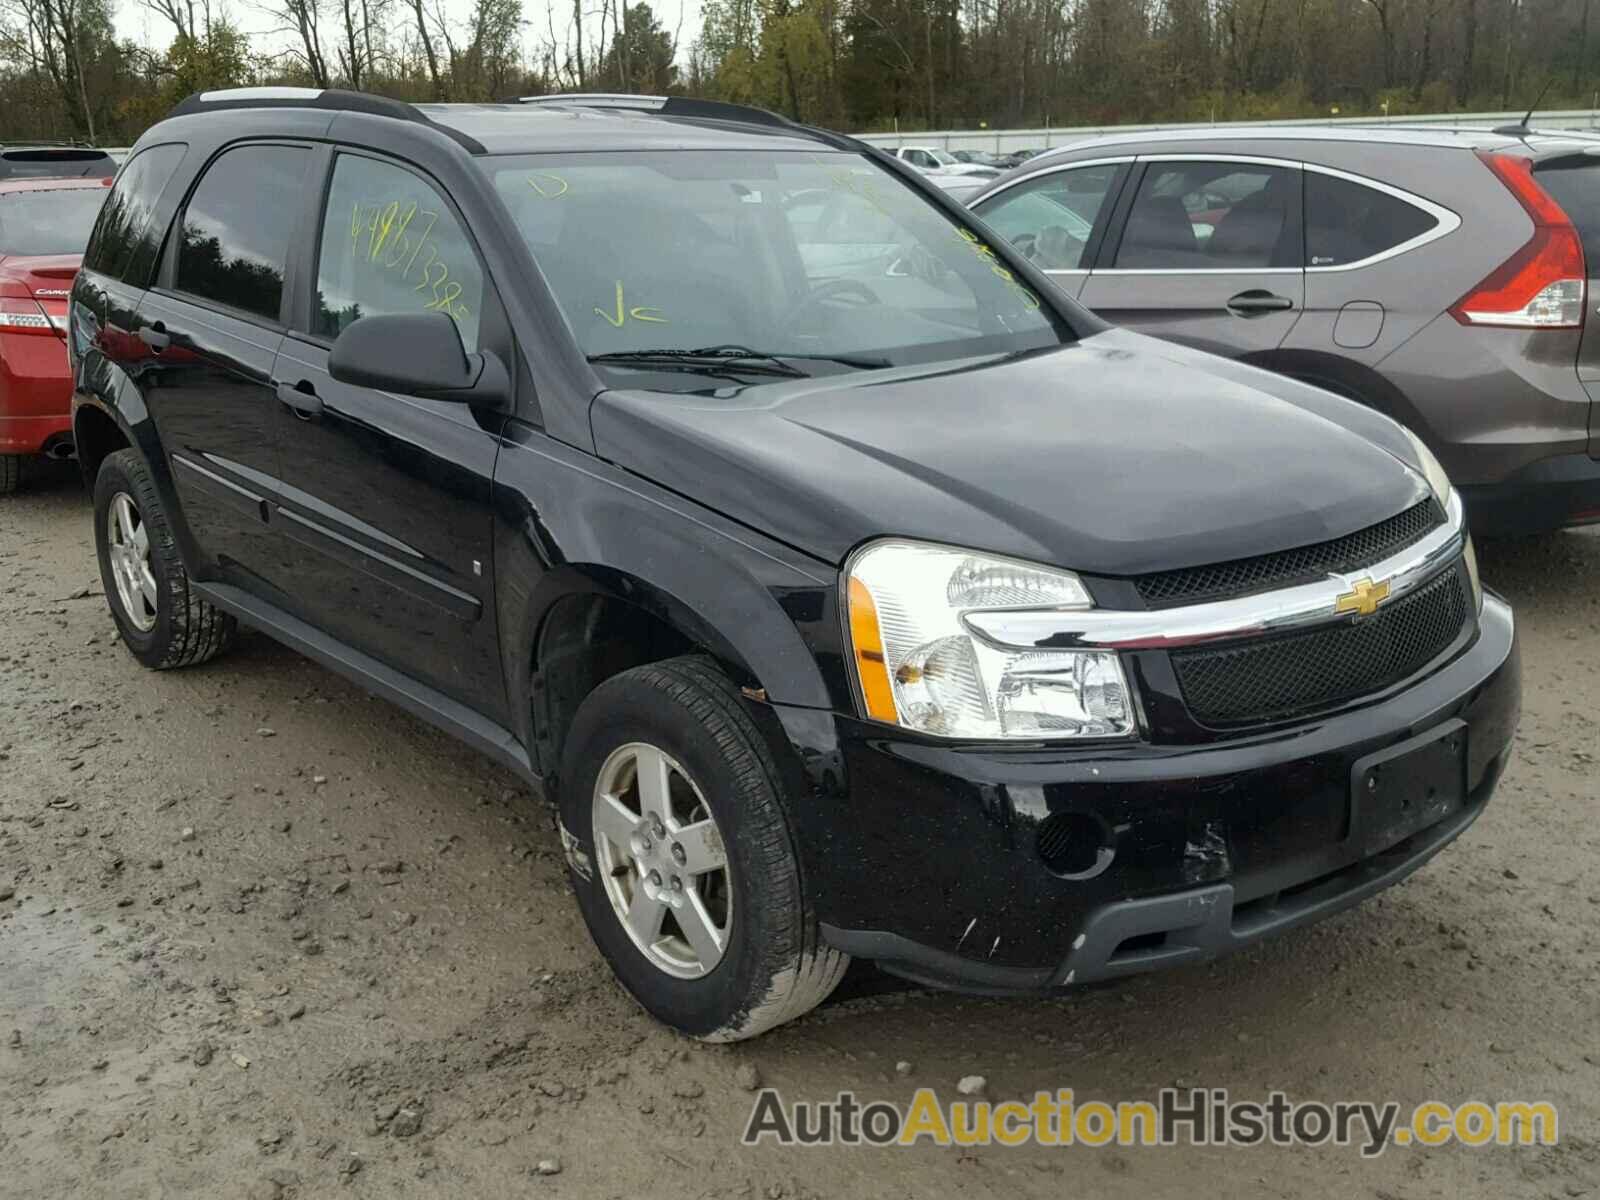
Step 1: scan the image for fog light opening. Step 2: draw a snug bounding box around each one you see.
[1109,931,1168,962]
[1036,812,1113,879]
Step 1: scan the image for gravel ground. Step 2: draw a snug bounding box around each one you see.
[2,461,1598,1199]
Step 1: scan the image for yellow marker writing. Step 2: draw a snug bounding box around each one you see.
[527,173,570,199]
[594,281,666,327]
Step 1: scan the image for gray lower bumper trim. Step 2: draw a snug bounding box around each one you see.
[822,782,1491,998]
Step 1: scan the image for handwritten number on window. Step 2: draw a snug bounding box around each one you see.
[348,198,471,323]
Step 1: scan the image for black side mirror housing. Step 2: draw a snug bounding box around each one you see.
[328,312,510,409]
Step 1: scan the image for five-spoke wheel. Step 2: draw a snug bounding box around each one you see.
[560,656,849,1040]
[93,448,237,669]
[592,742,733,979]
[106,492,158,632]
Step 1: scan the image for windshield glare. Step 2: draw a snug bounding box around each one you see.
[484,150,1068,384]
[0,188,107,256]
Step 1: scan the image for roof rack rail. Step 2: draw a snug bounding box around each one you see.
[169,87,424,124]
[512,93,667,108]
[165,87,486,153]
[511,93,792,130]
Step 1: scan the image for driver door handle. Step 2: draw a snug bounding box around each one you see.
[276,380,323,419]
[137,323,169,351]
[1226,290,1295,317]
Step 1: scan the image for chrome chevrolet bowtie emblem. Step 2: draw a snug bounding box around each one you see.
[1335,576,1391,617]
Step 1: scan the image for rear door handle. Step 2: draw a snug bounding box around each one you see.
[276,381,323,419]
[137,323,169,351]
[1226,290,1295,317]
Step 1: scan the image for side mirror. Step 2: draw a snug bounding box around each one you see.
[328,312,509,408]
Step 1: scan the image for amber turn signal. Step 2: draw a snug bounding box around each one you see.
[848,576,900,723]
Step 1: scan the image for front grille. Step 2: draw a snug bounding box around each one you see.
[1171,562,1471,727]
[1134,500,1439,609]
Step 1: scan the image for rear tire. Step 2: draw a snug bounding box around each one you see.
[558,655,848,1041]
[93,448,237,669]
[0,454,21,494]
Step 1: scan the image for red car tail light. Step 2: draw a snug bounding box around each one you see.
[1449,151,1587,329]
[0,295,57,336]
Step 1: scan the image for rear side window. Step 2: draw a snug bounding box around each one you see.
[1305,172,1438,267]
[82,143,186,284]
[976,163,1123,269]
[1117,162,1297,269]
[175,144,309,322]
[1534,160,1600,275]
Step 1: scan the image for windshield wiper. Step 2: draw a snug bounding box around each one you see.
[690,344,893,370]
[587,345,893,377]
[586,347,807,378]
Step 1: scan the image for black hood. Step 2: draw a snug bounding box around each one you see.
[589,328,1432,576]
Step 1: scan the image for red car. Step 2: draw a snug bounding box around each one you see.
[0,176,112,493]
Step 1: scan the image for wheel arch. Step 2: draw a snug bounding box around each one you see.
[72,401,131,486]
[519,564,808,787]
[72,355,205,571]
[1240,347,1432,438]
[488,433,844,788]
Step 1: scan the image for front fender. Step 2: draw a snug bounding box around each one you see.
[490,420,850,735]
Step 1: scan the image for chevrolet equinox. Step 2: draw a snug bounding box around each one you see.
[69,89,1521,1041]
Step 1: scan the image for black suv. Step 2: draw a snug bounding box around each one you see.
[70,89,1520,1041]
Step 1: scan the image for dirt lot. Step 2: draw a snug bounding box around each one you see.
[2,460,1598,1199]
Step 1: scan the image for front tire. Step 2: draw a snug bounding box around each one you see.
[559,656,848,1041]
[93,448,237,669]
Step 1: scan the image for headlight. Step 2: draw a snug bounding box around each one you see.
[1399,429,1477,609]
[1463,534,1484,613]
[845,541,1135,740]
[1402,427,1452,505]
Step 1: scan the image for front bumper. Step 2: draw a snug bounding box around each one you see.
[783,593,1519,995]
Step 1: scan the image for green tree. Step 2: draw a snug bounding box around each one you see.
[115,21,252,130]
[454,0,522,99]
[597,2,676,92]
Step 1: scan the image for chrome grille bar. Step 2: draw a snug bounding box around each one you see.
[964,491,1467,652]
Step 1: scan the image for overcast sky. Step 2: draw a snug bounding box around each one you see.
[111,0,706,67]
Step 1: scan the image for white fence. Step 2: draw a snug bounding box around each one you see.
[109,108,1600,164]
[854,109,1600,155]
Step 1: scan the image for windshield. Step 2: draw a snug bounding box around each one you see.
[0,188,107,256]
[928,149,959,167]
[482,150,1068,386]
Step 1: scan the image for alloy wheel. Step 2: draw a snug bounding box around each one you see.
[592,741,733,979]
[107,492,158,632]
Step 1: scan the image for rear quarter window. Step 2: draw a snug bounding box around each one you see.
[1305,172,1438,267]
[1534,160,1600,273]
[82,143,187,285]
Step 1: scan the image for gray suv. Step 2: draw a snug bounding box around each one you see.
[967,127,1600,536]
